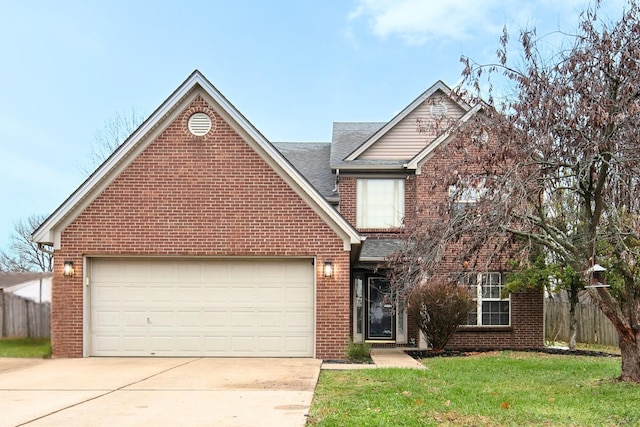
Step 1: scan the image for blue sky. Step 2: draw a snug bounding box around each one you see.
[0,0,626,251]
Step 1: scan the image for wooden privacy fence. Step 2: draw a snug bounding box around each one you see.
[545,299,618,346]
[0,291,50,338]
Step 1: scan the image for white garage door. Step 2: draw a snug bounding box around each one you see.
[89,258,314,357]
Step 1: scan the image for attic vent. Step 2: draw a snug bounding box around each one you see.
[188,113,212,136]
[430,102,447,118]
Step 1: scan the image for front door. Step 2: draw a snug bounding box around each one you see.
[366,277,395,341]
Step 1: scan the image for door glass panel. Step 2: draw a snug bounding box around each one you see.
[367,278,394,340]
[355,277,363,336]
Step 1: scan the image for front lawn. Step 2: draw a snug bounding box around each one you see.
[0,338,51,358]
[308,351,640,426]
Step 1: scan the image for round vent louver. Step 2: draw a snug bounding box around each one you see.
[430,102,447,118]
[188,112,212,136]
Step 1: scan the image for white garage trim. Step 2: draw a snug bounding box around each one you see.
[86,257,315,357]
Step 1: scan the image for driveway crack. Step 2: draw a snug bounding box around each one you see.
[16,358,202,426]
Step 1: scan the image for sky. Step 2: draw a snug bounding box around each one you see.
[0,0,627,251]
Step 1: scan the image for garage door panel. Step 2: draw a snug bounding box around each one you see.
[286,311,313,329]
[90,258,314,357]
[257,311,282,327]
[149,264,178,282]
[175,310,202,327]
[150,286,177,303]
[230,287,255,303]
[285,336,313,353]
[204,287,228,302]
[286,286,313,304]
[175,286,204,303]
[123,286,147,303]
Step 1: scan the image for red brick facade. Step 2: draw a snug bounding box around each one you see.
[47,76,544,360]
[337,135,545,350]
[51,95,351,359]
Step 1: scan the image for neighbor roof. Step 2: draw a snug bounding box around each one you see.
[0,272,53,289]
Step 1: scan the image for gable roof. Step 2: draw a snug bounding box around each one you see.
[330,122,407,171]
[344,81,470,162]
[33,70,362,250]
[404,103,484,173]
[273,142,338,202]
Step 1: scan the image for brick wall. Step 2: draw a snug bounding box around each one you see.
[337,132,544,350]
[52,94,351,360]
[447,289,545,349]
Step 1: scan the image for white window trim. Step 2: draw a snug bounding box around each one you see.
[356,179,405,228]
[467,272,511,327]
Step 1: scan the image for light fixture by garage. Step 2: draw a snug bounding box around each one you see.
[324,261,333,278]
[63,261,75,277]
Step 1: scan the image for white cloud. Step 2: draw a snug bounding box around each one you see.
[349,0,504,44]
[348,0,628,46]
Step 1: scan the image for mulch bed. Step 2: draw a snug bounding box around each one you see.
[407,347,621,359]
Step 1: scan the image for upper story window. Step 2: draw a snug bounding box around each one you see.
[461,272,510,327]
[448,181,488,215]
[357,179,405,228]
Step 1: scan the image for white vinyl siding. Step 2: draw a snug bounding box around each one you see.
[357,179,404,228]
[89,258,314,357]
[359,94,465,160]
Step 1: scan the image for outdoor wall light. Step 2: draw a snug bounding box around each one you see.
[324,261,333,278]
[63,261,75,277]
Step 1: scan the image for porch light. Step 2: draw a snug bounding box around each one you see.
[63,261,75,277]
[324,261,333,278]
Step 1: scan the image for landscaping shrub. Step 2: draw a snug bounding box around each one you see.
[345,340,371,363]
[407,281,473,351]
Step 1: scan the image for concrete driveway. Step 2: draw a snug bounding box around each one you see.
[0,357,321,427]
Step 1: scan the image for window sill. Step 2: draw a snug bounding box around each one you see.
[357,227,404,233]
[457,326,512,332]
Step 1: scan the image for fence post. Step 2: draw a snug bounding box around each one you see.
[0,289,4,338]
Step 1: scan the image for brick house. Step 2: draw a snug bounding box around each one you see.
[33,71,543,360]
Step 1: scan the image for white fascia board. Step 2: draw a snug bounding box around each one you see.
[33,71,362,250]
[32,73,204,247]
[345,81,465,162]
[405,103,482,174]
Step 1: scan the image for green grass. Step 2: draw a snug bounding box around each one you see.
[308,351,640,426]
[0,338,51,358]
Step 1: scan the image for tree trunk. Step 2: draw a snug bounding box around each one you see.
[568,287,578,351]
[588,286,640,383]
[618,332,640,383]
[568,313,578,350]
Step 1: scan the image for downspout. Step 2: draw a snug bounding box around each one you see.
[37,243,54,256]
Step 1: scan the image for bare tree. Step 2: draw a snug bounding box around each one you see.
[414,0,640,382]
[79,108,145,175]
[0,214,53,272]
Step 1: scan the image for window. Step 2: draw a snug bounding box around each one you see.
[357,179,404,228]
[464,272,510,326]
[448,184,482,214]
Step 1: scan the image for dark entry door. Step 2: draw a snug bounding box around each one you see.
[366,277,395,340]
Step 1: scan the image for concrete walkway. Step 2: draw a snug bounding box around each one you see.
[322,348,426,370]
